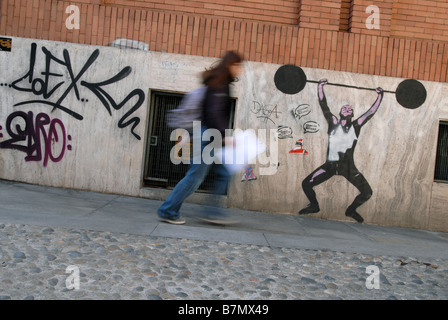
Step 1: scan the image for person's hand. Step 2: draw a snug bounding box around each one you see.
[319,79,328,86]
[224,136,235,147]
[376,87,383,94]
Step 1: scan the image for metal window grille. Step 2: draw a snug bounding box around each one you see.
[143,91,235,193]
[434,121,448,182]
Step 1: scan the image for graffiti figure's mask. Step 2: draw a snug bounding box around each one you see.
[340,105,354,121]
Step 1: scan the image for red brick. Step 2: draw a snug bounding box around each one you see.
[1,0,447,83]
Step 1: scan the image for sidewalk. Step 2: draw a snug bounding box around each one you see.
[1,179,447,260]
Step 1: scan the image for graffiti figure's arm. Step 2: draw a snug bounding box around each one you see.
[318,79,337,125]
[356,87,384,126]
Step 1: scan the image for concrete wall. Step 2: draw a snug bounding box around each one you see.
[231,62,448,232]
[1,36,447,232]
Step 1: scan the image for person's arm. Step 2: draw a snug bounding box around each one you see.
[318,79,337,125]
[356,87,384,126]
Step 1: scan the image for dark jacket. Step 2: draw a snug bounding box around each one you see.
[202,82,231,137]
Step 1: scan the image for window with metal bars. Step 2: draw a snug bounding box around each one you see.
[143,90,235,193]
[434,121,448,182]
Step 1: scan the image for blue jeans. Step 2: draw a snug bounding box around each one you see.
[158,127,231,220]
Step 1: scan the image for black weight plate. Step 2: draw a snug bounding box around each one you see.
[274,64,307,95]
[395,79,427,109]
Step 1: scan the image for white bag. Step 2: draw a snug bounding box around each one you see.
[215,130,267,174]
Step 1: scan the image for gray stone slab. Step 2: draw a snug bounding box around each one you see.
[232,211,305,235]
[0,194,158,236]
[89,202,153,220]
[293,216,369,241]
[0,184,116,216]
[1,179,447,261]
[264,232,448,260]
[69,218,159,235]
[346,222,448,246]
[151,223,269,246]
[180,204,307,236]
[0,210,79,227]
[7,181,118,202]
[264,233,376,254]
[108,195,160,210]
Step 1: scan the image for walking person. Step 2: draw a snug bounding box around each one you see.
[158,51,243,225]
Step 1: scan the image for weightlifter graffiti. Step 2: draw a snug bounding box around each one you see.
[299,80,383,223]
[274,64,427,223]
[6,42,145,140]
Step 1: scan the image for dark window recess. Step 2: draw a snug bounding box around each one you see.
[434,121,448,182]
[143,91,235,193]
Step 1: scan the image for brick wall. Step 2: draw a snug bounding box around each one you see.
[391,0,448,42]
[339,0,352,32]
[0,0,447,82]
[299,0,341,31]
[348,0,448,42]
[103,0,300,25]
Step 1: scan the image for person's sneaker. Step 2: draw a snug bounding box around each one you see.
[159,217,186,225]
[299,203,320,215]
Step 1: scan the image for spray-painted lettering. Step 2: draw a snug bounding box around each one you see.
[9,43,145,140]
[0,111,71,167]
[251,101,281,124]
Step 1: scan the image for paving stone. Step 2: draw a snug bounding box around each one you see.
[0,223,446,300]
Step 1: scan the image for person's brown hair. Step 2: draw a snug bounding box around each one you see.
[202,51,243,88]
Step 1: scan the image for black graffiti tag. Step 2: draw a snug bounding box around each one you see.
[81,67,145,140]
[9,43,145,140]
[11,43,93,120]
[250,101,281,124]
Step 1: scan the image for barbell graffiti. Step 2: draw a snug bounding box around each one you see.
[274,64,427,109]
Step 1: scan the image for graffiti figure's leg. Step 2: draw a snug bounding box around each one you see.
[344,171,373,223]
[299,163,334,215]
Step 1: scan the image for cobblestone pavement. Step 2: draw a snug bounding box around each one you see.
[1,222,447,300]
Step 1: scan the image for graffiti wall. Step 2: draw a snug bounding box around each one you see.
[0,40,143,192]
[1,36,447,231]
[0,37,204,195]
[231,60,448,231]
